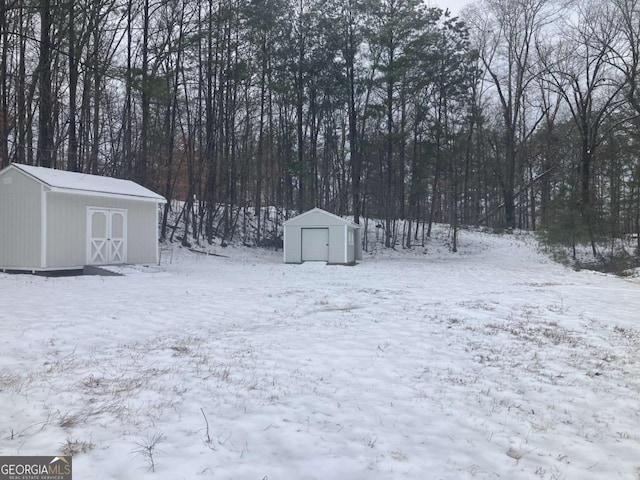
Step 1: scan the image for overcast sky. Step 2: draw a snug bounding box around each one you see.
[431,0,473,16]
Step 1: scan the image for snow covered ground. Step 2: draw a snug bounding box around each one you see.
[1,228,639,479]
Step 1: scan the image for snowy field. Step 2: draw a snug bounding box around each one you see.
[1,228,639,480]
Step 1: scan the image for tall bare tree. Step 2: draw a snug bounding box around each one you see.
[540,0,628,254]
[36,0,54,167]
[466,0,556,229]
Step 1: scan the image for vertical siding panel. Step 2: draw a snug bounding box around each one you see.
[328,226,339,263]
[284,225,302,263]
[347,227,355,263]
[0,170,42,269]
[46,193,87,268]
[126,202,157,264]
[46,193,160,268]
[1,166,162,270]
[284,209,360,265]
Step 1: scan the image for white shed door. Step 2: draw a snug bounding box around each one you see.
[87,208,127,265]
[301,228,329,262]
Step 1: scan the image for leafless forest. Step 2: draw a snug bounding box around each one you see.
[1,0,639,255]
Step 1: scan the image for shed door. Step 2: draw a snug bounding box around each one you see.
[301,228,329,262]
[87,208,127,265]
[109,210,126,263]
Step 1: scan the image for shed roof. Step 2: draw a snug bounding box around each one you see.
[4,164,166,203]
[284,207,361,227]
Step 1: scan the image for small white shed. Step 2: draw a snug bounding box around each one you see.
[0,163,166,272]
[283,208,362,265]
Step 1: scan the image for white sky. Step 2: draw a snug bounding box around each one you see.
[431,0,474,16]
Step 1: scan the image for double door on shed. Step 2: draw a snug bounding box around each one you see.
[87,208,127,265]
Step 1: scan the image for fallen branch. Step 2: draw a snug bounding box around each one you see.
[188,248,229,258]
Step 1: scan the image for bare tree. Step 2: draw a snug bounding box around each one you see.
[0,0,8,168]
[539,0,628,255]
[466,0,557,229]
[607,0,640,119]
[36,0,54,167]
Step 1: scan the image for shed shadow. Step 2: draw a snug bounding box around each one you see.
[2,266,123,277]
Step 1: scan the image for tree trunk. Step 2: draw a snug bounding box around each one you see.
[0,0,8,168]
[138,0,150,184]
[296,0,305,213]
[347,17,361,224]
[67,0,79,172]
[37,0,54,167]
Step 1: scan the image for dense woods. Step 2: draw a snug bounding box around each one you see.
[1,0,640,255]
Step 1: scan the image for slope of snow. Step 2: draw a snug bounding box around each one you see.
[0,228,638,479]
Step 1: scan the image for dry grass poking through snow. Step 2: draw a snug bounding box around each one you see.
[0,228,639,479]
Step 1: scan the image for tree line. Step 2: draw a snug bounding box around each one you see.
[1,0,639,255]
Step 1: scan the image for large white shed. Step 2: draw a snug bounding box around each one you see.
[0,163,166,272]
[283,208,362,265]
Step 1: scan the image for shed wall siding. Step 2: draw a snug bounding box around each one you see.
[0,170,42,268]
[284,209,361,265]
[284,225,302,263]
[46,192,159,268]
[285,225,343,263]
[127,202,160,264]
[328,226,345,263]
[346,229,355,263]
[354,229,362,260]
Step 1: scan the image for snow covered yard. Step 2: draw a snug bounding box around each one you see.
[1,229,639,479]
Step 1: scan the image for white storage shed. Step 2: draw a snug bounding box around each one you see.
[283,208,362,265]
[0,163,166,272]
